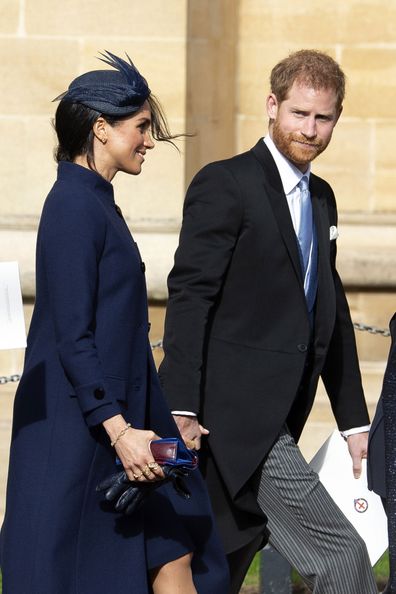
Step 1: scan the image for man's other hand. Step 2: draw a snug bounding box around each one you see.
[172,415,209,450]
[347,431,369,479]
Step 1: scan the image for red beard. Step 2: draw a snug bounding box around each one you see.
[272,120,330,169]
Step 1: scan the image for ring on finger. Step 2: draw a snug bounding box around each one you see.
[133,471,144,480]
[142,465,153,477]
[148,462,159,470]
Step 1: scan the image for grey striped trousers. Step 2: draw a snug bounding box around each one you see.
[256,431,378,594]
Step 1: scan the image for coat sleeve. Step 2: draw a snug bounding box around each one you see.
[39,188,123,426]
[159,162,243,414]
[320,189,370,430]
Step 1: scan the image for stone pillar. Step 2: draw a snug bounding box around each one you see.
[185,0,239,184]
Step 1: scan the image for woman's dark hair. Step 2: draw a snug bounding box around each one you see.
[54,101,100,168]
[146,94,181,147]
[54,94,183,169]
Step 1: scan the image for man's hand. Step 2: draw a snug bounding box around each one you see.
[347,431,369,479]
[173,415,209,450]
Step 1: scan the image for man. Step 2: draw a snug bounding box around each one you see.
[159,50,377,594]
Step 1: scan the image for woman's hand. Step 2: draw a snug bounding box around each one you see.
[103,415,165,482]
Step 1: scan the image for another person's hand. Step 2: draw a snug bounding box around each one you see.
[347,431,369,479]
[103,415,165,482]
[172,414,209,450]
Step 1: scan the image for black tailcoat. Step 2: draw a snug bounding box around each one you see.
[159,140,370,553]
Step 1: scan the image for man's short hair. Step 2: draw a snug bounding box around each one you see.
[270,50,345,110]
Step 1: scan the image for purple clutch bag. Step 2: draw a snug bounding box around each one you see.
[150,437,198,469]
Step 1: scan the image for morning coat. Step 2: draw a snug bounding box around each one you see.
[367,313,396,499]
[0,162,228,594]
[159,139,371,553]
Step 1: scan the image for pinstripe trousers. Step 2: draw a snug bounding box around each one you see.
[256,430,378,594]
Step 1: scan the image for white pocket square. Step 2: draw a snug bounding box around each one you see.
[329,225,338,240]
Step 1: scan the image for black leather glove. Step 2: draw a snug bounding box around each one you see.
[96,464,191,516]
[163,465,191,499]
[96,471,152,515]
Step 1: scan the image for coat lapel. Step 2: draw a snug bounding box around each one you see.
[310,177,330,269]
[309,175,336,348]
[251,140,304,289]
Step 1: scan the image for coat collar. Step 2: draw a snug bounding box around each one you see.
[57,161,115,206]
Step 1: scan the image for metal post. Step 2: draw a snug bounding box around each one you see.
[260,544,292,594]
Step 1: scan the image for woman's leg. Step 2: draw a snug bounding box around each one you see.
[149,553,198,594]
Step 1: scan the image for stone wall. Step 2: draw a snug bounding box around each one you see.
[0,0,189,298]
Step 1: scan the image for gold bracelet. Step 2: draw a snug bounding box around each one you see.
[111,423,131,448]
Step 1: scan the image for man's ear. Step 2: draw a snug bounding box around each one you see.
[266,93,279,120]
[334,105,343,126]
[93,117,108,144]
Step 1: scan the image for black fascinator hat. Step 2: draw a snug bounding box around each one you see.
[54,50,151,116]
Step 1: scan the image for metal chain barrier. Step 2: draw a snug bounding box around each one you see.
[0,324,389,385]
[353,322,390,337]
[150,340,163,350]
[0,374,22,385]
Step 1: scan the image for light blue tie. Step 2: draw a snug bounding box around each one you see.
[297,176,318,322]
[297,175,313,276]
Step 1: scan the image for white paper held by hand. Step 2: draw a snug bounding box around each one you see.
[0,261,27,350]
[309,429,388,566]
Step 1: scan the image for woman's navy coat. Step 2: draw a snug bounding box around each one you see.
[0,162,228,594]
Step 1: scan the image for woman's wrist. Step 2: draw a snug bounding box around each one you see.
[110,423,131,447]
[102,414,129,444]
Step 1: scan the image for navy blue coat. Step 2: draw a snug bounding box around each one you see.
[0,162,228,594]
[368,313,396,498]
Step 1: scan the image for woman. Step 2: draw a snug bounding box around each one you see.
[368,313,396,594]
[0,51,228,594]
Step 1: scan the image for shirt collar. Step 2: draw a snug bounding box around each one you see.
[264,135,311,195]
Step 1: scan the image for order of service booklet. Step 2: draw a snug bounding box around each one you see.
[0,261,27,350]
[309,429,388,566]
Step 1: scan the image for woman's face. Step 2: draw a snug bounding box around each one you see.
[96,100,154,181]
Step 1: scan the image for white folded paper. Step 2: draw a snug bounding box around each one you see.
[309,429,388,566]
[0,261,27,350]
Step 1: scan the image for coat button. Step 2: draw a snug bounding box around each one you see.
[94,387,105,400]
[297,343,308,352]
[141,262,146,273]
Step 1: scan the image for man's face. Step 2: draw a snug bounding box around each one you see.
[267,81,342,172]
